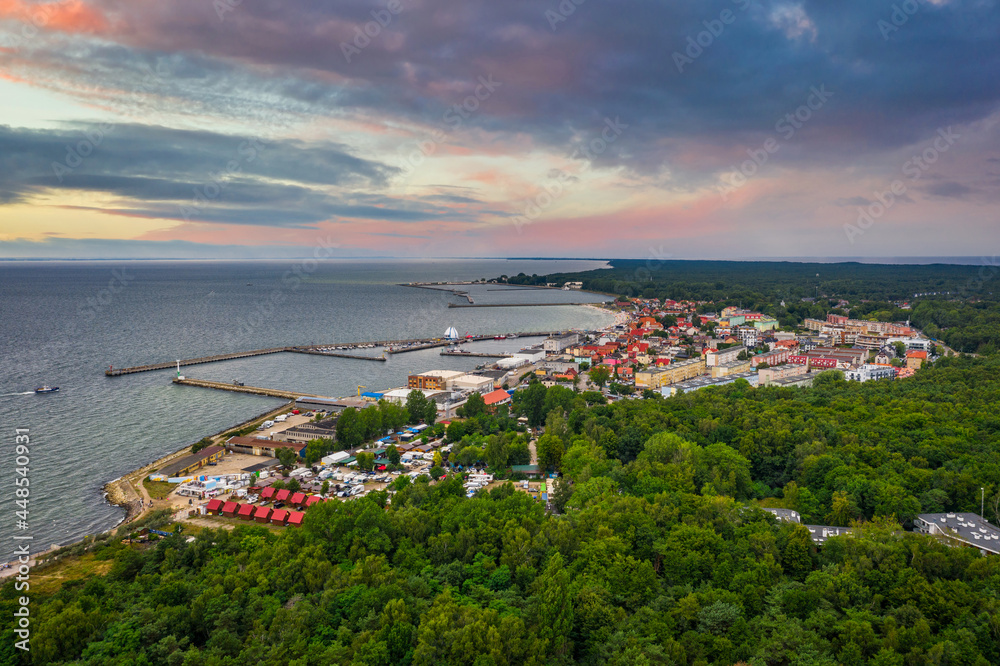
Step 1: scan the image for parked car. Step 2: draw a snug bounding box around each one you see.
[274,502,285,509]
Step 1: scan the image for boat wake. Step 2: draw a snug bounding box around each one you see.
[1,391,35,397]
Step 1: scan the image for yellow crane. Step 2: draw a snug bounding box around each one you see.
[357,385,366,397]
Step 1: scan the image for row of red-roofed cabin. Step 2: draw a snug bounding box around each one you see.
[203,497,311,527]
[256,487,322,509]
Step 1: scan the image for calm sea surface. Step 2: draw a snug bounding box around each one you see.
[0,259,613,560]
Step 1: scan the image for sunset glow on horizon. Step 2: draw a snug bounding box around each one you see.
[1,0,998,259]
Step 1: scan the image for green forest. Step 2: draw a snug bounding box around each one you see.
[502,259,1000,354]
[6,356,1000,665]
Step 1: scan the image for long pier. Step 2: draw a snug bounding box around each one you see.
[447,302,590,308]
[172,377,325,400]
[286,347,386,362]
[400,283,474,303]
[441,351,512,358]
[104,332,565,376]
[105,347,288,376]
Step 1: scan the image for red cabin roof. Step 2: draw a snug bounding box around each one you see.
[290,492,306,505]
[237,504,254,518]
[221,501,239,515]
[287,511,305,526]
[270,509,289,524]
[274,489,291,501]
[483,389,511,406]
[260,487,275,499]
[253,506,272,520]
[305,496,322,507]
[206,498,223,512]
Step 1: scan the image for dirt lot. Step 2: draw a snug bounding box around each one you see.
[154,452,276,512]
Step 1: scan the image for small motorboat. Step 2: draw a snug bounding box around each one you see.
[35,385,59,394]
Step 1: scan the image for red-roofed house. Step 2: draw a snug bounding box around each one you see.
[254,506,272,523]
[206,498,223,515]
[290,492,307,507]
[221,501,239,517]
[287,511,305,527]
[274,488,291,502]
[305,495,323,508]
[237,503,254,520]
[270,509,289,525]
[260,487,275,500]
[483,389,512,408]
[906,350,928,369]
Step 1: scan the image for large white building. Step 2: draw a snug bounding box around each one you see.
[914,513,1000,556]
[543,332,580,353]
[844,364,897,383]
[705,345,746,367]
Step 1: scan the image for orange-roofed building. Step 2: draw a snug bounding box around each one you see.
[483,389,512,408]
[906,350,927,369]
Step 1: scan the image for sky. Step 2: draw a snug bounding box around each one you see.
[0,0,998,260]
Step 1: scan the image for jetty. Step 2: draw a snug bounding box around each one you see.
[441,351,512,358]
[287,347,386,362]
[172,377,324,400]
[104,332,564,377]
[447,302,590,308]
[105,347,288,376]
[400,283,475,303]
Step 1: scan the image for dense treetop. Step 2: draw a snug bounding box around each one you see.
[6,356,1000,665]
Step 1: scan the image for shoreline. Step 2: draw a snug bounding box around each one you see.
[35,304,614,562]
[98,400,295,538]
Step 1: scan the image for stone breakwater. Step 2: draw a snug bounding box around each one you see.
[103,477,143,524]
[101,402,294,528]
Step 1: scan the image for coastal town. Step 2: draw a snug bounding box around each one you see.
[106,285,1000,558]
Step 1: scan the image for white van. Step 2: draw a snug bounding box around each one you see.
[262,420,275,428]
[274,415,287,423]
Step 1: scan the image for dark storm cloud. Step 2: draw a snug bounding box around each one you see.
[48,0,992,181]
[924,181,975,199]
[3,0,996,232]
[0,124,469,225]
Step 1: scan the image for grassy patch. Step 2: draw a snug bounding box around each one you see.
[143,477,175,500]
[30,554,114,597]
